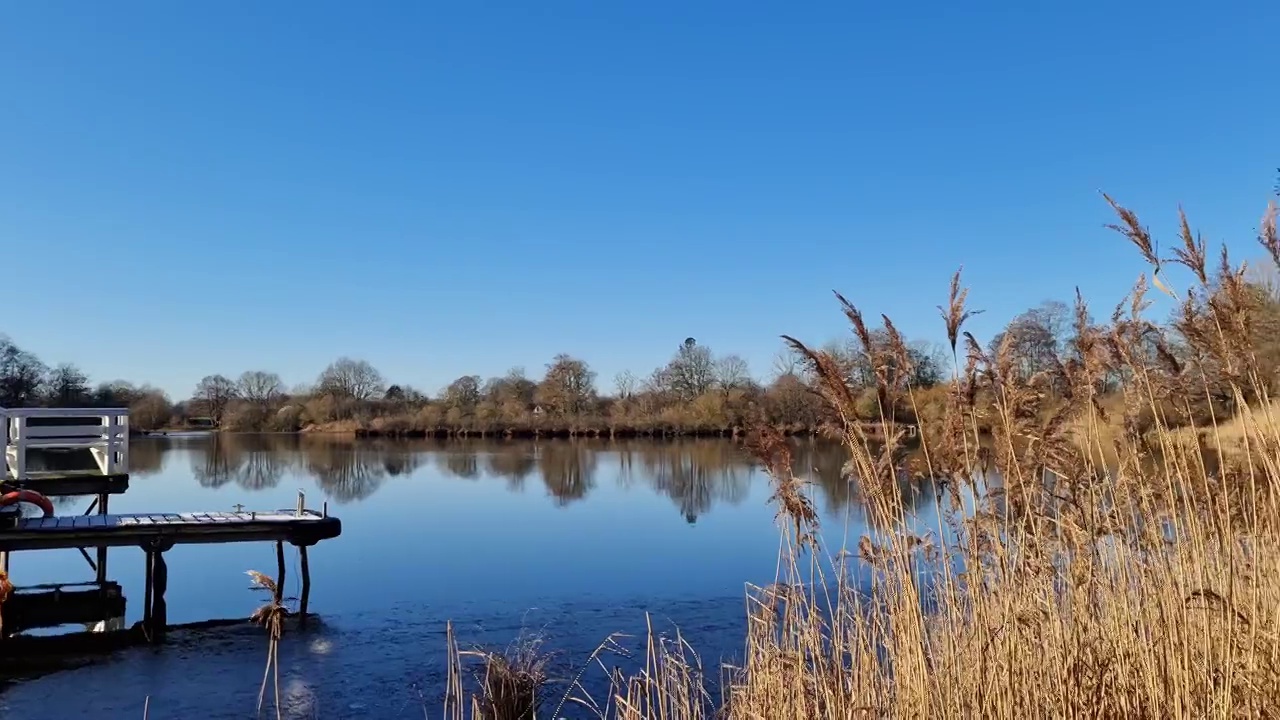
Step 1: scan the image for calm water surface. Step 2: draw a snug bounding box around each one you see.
[0,435,945,718]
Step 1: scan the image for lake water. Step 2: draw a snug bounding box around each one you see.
[0,435,945,718]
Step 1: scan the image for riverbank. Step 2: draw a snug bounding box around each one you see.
[148,418,916,440]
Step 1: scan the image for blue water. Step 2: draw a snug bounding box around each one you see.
[0,436,946,718]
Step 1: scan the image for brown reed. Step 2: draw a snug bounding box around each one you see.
[442,194,1280,719]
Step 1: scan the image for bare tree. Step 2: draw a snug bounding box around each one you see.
[662,338,717,401]
[989,300,1072,384]
[537,354,597,416]
[441,375,483,413]
[0,337,47,407]
[1247,256,1280,303]
[315,357,384,401]
[193,374,238,426]
[908,340,950,387]
[95,380,140,407]
[46,363,91,407]
[238,370,284,406]
[714,354,751,390]
[484,368,537,405]
[130,387,173,431]
[614,370,638,399]
[770,348,800,380]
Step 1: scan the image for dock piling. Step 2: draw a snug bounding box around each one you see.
[96,494,109,584]
[141,540,172,644]
[142,549,154,641]
[150,548,168,643]
[298,545,311,626]
[274,541,286,606]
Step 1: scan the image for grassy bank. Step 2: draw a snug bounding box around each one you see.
[410,199,1280,719]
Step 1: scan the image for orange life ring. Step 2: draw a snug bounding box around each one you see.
[0,490,55,517]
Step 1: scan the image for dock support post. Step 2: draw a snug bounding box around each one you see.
[274,541,286,606]
[95,493,109,585]
[298,545,311,627]
[151,550,168,643]
[142,549,154,641]
[142,541,171,644]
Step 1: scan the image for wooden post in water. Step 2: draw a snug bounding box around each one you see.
[95,493,109,585]
[151,549,168,643]
[274,541,286,606]
[298,545,311,627]
[142,548,154,642]
[142,540,172,644]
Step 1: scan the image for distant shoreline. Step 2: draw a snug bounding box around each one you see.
[136,422,916,441]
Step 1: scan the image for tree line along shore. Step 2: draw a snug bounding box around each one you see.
[2,238,1278,447]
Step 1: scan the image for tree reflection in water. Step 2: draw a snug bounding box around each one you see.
[436,448,480,480]
[536,443,598,506]
[301,438,391,503]
[620,441,753,524]
[190,434,291,491]
[154,435,941,521]
[128,439,164,475]
[483,447,537,491]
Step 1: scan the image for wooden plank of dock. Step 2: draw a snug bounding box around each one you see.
[1,472,129,497]
[0,510,341,552]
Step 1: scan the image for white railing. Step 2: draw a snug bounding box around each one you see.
[1,407,130,480]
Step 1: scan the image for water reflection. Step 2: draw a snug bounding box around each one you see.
[626,442,751,523]
[538,443,598,506]
[192,434,288,491]
[129,435,940,521]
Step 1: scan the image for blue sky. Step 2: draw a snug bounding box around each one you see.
[2,1,1276,400]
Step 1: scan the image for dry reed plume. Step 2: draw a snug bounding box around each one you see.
[247,569,289,720]
[441,194,1280,719]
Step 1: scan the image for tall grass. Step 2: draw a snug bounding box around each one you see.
[445,198,1280,718]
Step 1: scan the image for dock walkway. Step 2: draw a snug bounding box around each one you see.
[0,510,341,552]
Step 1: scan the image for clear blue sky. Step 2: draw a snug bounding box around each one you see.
[2,1,1276,400]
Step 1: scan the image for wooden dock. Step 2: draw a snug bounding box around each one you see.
[0,510,341,552]
[1,406,345,650]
